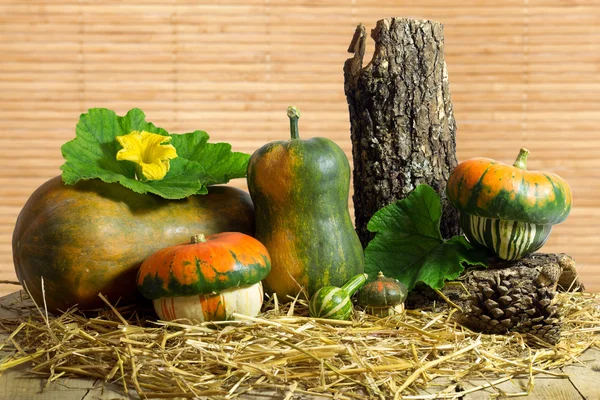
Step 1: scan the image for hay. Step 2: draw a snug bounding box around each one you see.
[0,290,599,399]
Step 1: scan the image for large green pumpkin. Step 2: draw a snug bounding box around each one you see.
[246,106,365,299]
[12,176,255,313]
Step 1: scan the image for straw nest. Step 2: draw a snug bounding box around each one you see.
[0,288,599,399]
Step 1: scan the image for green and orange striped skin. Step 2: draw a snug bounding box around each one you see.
[153,282,264,322]
[137,232,271,300]
[358,272,408,308]
[446,149,572,225]
[247,107,365,300]
[447,149,572,260]
[460,214,552,261]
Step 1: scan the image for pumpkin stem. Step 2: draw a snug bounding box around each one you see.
[191,234,207,244]
[287,106,301,140]
[513,148,530,170]
[341,273,368,296]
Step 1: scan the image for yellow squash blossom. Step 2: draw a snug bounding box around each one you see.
[116,130,177,181]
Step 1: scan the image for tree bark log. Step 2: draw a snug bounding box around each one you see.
[344,18,460,247]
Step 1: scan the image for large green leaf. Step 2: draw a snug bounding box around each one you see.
[364,184,488,290]
[170,133,250,193]
[60,108,250,199]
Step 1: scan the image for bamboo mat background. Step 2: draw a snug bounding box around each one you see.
[0,0,598,297]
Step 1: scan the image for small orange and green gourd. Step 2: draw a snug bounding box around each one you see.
[137,232,271,322]
[446,148,572,261]
[358,272,408,317]
[308,273,368,320]
[247,106,365,300]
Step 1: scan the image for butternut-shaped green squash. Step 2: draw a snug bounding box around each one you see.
[247,106,365,299]
[13,176,255,313]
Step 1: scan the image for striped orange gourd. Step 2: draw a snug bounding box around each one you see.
[447,148,572,260]
[137,232,270,321]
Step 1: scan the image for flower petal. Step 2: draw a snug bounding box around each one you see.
[140,130,171,147]
[138,131,177,162]
[116,131,144,163]
[115,130,178,181]
[140,161,170,181]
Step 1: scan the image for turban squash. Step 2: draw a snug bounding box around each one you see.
[446,148,572,261]
[137,232,271,322]
[357,272,408,317]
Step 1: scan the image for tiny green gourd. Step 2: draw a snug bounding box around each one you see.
[446,148,572,261]
[308,273,368,320]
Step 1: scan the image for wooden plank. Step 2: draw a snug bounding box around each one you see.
[463,376,585,399]
[82,380,136,400]
[562,348,600,400]
[0,364,135,400]
[0,366,95,400]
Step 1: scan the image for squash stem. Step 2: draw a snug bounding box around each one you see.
[287,106,301,140]
[341,273,368,296]
[191,234,207,244]
[513,148,530,170]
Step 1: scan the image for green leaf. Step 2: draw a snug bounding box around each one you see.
[364,184,488,291]
[170,133,250,194]
[60,108,251,199]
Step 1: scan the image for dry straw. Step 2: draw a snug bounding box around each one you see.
[0,289,599,399]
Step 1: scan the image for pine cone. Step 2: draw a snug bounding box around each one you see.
[443,253,578,346]
[456,268,561,344]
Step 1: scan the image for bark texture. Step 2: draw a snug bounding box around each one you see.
[344,18,460,247]
[408,253,584,346]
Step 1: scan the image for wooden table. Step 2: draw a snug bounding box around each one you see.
[0,291,598,400]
